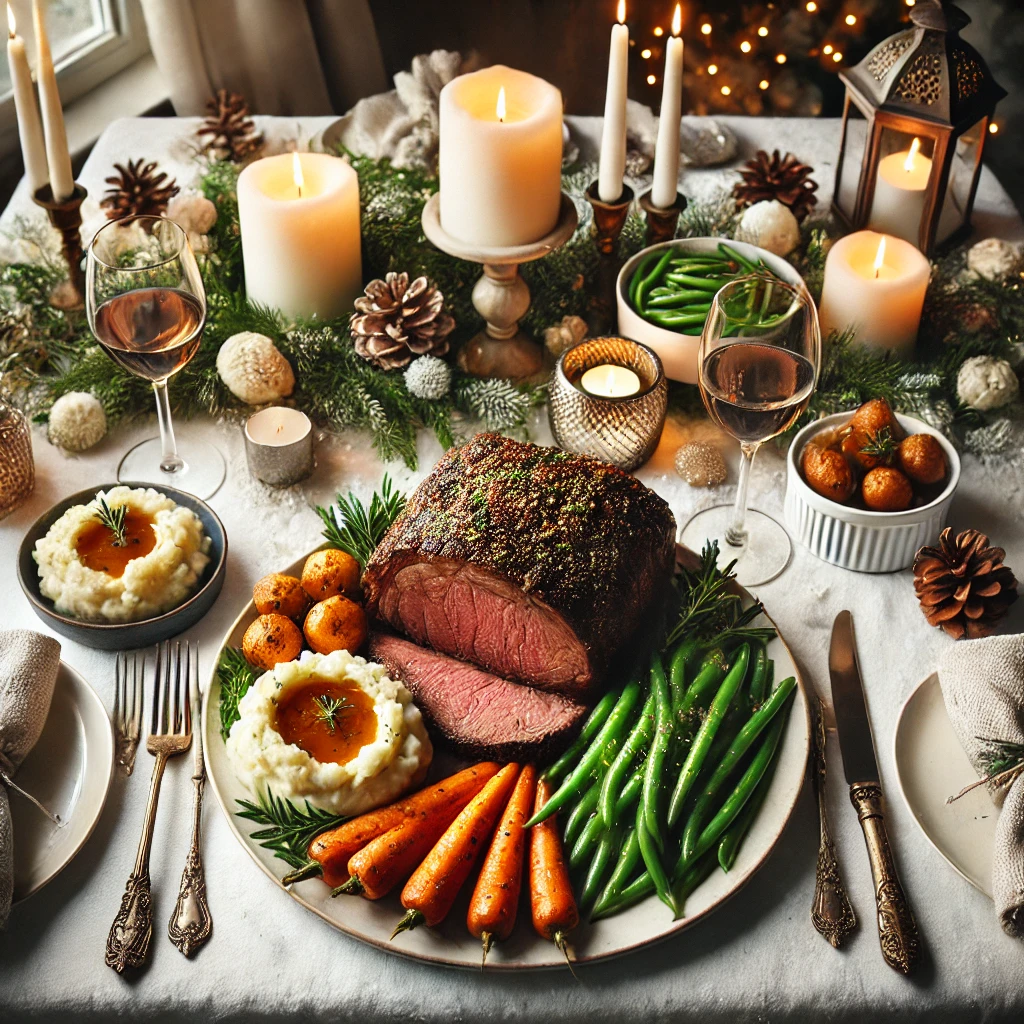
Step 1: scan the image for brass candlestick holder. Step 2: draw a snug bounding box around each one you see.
[640,188,687,247]
[584,181,634,334]
[33,182,88,311]
[421,192,578,381]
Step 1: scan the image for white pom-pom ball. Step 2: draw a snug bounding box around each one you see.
[48,391,106,452]
[404,355,452,400]
[734,199,800,257]
[965,238,1020,282]
[216,332,295,405]
[956,355,1020,411]
[167,192,217,236]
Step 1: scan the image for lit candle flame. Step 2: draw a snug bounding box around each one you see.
[671,3,681,36]
[617,0,626,25]
[873,236,887,279]
[904,137,921,173]
[601,366,616,394]
[496,86,506,123]
[7,3,15,38]
[292,152,304,198]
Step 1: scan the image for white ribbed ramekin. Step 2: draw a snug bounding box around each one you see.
[784,412,961,574]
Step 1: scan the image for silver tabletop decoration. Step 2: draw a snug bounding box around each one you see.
[243,407,314,486]
[549,337,668,471]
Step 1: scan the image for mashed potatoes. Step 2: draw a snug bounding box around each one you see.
[226,649,432,816]
[34,485,210,623]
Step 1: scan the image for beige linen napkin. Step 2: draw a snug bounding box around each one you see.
[938,634,1024,937]
[0,629,61,928]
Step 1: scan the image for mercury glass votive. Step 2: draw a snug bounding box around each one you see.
[0,398,34,519]
[549,337,667,471]
[244,407,314,486]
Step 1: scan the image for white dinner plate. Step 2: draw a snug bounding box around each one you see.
[12,662,115,902]
[204,547,811,969]
[893,672,996,897]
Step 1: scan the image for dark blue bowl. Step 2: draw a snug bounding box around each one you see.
[17,483,227,651]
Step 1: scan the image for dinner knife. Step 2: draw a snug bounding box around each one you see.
[828,610,921,975]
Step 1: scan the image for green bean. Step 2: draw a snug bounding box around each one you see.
[668,637,698,712]
[667,644,750,828]
[747,644,769,711]
[599,691,656,827]
[636,802,676,915]
[663,273,725,292]
[589,871,654,921]
[717,737,781,872]
[580,827,620,910]
[718,242,760,275]
[672,849,719,919]
[569,809,606,870]
[635,249,675,310]
[526,680,642,827]
[592,826,641,917]
[677,706,791,873]
[629,250,662,308]
[542,690,618,782]
[563,780,601,849]
[645,311,710,328]
[642,653,672,846]
[680,676,797,862]
[647,291,713,308]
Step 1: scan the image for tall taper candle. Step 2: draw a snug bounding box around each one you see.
[598,0,629,203]
[33,0,73,201]
[6,4,47,193]
[651,5,684,210]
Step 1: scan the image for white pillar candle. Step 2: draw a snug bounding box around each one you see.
[868,137,932,247]
[237,152,362,320]
[651,5,684,210]
[580,364,641,397]
[32,0,72,200]
[598,0,629,203]
[818,231,930,357]
[438,65,562,248]
[7,5,48,193]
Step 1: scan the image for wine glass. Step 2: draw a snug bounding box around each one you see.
[86,215,225,499]
[679,274,821,587]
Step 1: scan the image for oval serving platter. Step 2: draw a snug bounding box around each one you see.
[203,546,810,970]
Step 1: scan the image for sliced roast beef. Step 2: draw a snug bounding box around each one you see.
[370,631,588,762]
[363,434,676,695]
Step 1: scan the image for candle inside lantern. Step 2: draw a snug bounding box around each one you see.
[868,137,932,247]
[818,230,930,357]
[438,65,562,248]
[651,5,684,210]
[237,152,361,320]
[598,0,629,203]
[244,406,314,486]
[580,364,641,398]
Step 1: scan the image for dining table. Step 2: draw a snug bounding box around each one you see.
[2,112,1024,1023]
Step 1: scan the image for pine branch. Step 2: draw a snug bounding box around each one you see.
[235,790,347,869]
[315,474,408,567]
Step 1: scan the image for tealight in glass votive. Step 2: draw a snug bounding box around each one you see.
[549,337,667,471]
[244,407,314,486]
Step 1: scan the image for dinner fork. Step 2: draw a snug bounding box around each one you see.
[105,641,193,973]
[113,652,145,775]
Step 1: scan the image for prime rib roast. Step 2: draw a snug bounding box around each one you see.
[364,434,676,758]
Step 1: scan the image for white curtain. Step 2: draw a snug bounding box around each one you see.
[139,0,388,116]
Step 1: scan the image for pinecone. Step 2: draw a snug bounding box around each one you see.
[197,89,263,162]
[733,150,818,221]
[100,159,180,221]
[350,273,455,371]
[913,528,1018,640]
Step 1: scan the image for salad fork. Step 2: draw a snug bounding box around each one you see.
[113,652,145,775]
[105,641,193,973]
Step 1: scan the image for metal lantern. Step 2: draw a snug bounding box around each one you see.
[832,0,1005,254]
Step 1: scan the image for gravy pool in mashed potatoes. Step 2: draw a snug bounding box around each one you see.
[226,649,432,816]
[34,485,210,623]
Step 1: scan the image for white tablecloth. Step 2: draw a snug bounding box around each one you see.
[2,115,1024,1023]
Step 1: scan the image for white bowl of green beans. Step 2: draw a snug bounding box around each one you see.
[616,238,806,384]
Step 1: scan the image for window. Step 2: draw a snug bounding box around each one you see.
[0,0,149,108]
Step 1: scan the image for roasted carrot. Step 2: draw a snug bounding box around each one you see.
[467,764,537,965]
[529,776,579,967]
[335,763,502,900]
[284,763,501,887]
[392,762,521,938]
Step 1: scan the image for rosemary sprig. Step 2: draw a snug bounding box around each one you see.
[859,426,896,463]
[666,540,776,650]
[311,693,353,732]
[94,497,127,547]
[315,473,408,568]
[947,737,1024,803]
[218,646,257,741]
[235,790,347,869]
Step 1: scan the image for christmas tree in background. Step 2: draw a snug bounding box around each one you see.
[630,0,916,118]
